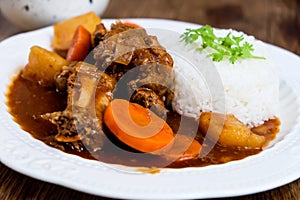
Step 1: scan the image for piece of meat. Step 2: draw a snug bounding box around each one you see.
[103,20,136,41]
[42,62,116,152]
[130,87,166,118]
[131,48,173,67]
[55,62,77,93]
[126,63,175,109]
[92,23,108,47]
[93,20,174,112]
[93,21,173,79]
[41,108,104,151]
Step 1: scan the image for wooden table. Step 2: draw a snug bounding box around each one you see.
[0,0,299,199]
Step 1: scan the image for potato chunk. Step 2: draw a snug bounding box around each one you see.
[22,46,68,86]
[52,11,101,50]
[199,112,265,149]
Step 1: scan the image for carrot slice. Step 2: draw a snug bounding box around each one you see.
[163,134,202,162]
[104,99,174,153]
[66,25,91,61]
[176,137,202,161]
[123,21,141,28]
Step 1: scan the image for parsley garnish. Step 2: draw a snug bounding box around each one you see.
[180,25,265,64]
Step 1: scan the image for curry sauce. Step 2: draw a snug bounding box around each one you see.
[6,75,280,168]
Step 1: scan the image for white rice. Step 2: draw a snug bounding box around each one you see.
[171,28,279,127]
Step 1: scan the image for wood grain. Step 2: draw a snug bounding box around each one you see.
[0,0,299,199]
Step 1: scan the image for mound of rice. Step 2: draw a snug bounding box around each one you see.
[172,28,279,127]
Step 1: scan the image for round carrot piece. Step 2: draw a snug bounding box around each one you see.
[103,99,174,153]
[163,134,202,162]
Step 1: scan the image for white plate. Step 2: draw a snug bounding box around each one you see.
[1,19,300,199]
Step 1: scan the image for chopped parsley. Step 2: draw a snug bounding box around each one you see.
[180,25,265,64]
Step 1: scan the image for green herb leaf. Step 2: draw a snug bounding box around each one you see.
[180,25,265,64]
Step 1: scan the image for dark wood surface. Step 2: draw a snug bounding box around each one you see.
[0,0,299,199]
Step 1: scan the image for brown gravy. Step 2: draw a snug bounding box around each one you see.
[6,75,280,169]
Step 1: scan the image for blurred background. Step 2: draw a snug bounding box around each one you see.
[1,0,299,54]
